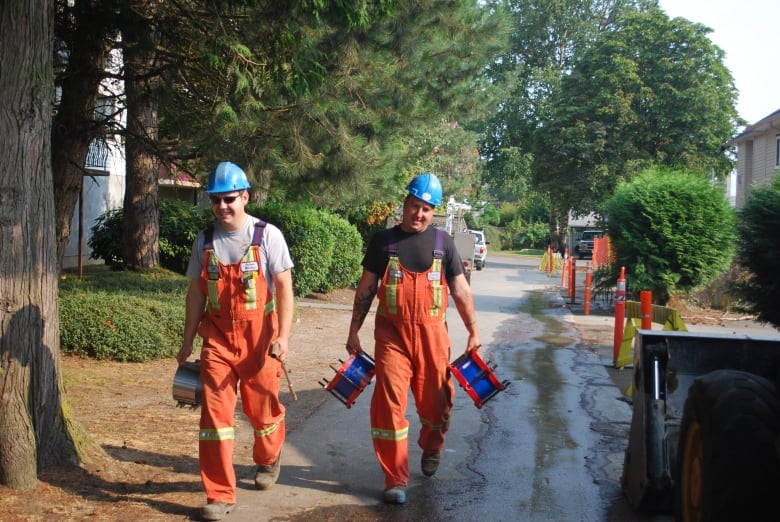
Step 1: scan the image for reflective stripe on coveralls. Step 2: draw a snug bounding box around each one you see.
[197,221,285,504]
[371,228,454,488]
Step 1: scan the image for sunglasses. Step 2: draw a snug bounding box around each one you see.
[210,194,241,205]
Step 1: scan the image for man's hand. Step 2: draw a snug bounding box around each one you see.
[176,344,193,365]
[269,338,290,362]
[345,333,363,356]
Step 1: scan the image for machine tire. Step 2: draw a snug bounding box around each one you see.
[675,369,780,522]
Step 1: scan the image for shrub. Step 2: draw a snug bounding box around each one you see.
[88,208,124,269]
[59,267,189,361]
[315,210,363,292]
[249,202,335,297]
[500,218,547,250]
[733,175,780,327]
[89,199,209,273]
[604,167,736,304]
[158,199,211,273]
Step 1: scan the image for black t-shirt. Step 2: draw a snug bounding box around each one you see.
[362,225,464,283]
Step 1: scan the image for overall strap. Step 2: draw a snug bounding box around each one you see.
[251,220,267,247]
[433,228,444,260]
[203,223,216,251]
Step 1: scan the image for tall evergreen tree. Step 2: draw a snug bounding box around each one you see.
[1,0,80,488]
[160,0,509,209]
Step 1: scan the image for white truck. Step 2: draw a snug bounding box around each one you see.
[574,228,602,259]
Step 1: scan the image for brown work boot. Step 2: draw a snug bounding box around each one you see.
[201,501,235,521]
[421,452,440,477]
[254,454,281,490]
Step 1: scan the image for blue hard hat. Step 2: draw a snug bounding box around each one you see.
[406,172,442,206]
[205,162,251,194]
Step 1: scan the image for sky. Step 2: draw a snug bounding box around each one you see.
[658,0,779,126]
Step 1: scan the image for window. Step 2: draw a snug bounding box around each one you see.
[84,139,110,171]
[776,134,780,167]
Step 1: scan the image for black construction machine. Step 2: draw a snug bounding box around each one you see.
[622,330,780,521]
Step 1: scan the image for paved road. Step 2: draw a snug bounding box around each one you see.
[227,254,676,521]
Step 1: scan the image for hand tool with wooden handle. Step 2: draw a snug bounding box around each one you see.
[270,342,297,400]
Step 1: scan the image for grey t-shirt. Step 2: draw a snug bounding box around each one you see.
[185,216,294,290]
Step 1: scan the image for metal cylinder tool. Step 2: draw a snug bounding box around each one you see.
[270,342,297,400]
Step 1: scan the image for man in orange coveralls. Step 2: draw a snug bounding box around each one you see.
[177,162,294,521]
[345,172,482,505]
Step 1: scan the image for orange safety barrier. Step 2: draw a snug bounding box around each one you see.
[584,266,592,315]
[640,291,652,329]
[568,258,576,300]
[592,236,613,267]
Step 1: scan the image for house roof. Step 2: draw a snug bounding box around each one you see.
[158,165,201,188]
[727,107,780,145]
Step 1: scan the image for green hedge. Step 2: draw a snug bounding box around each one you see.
[59,267,189,362]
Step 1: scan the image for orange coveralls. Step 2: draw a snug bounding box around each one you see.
[197,223,284,504]
[371,230,455,488]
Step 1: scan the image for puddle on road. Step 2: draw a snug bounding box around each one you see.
[509,290,579,513]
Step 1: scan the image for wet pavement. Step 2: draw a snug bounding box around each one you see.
[224,253,777,521]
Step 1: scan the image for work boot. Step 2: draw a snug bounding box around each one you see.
[382,486,407,505]
[201,501,234,521]
[254,455,281,490]
[421,452,440,477]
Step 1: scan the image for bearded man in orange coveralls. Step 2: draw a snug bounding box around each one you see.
[345,172,482,505]
[177,162,294,521]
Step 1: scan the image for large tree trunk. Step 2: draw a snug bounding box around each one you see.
[0,0,79,489]
[122,23,160,270]
[52,1,111,271]
[548,202,563,253]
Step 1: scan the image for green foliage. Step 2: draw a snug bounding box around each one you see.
[478,204,501,227]
[89,200,209,273]
[733,176,780,327]
[315,211,363,292]
[88,209,124,269]
[59,267,189,361]
[481,0,652,208]
[604,167,736,304]
[248,202,332,297]
[156,1,505,212]
[249,202,361,297]
[533,8,739,215]
[498,202,519,227]
[501,219,548,250]
[158,199,212,273]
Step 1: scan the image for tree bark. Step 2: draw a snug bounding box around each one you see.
[0,0,79,489]
[122,21,160,270]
